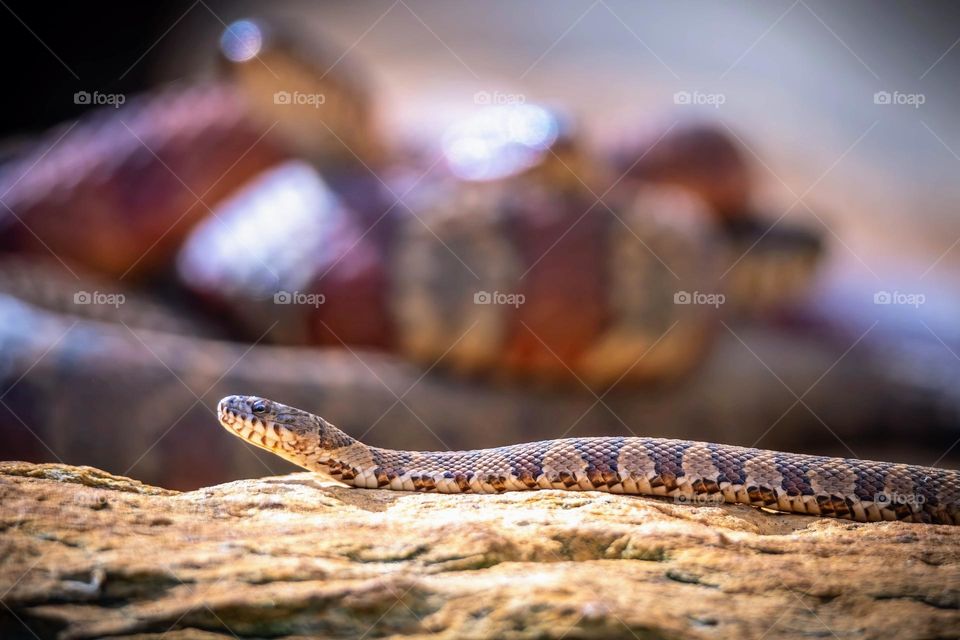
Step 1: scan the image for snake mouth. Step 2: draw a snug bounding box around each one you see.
[217,395,295,452]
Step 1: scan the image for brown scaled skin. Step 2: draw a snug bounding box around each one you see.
[218,395,960,526]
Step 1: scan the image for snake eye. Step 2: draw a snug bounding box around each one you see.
[251,400,267,414]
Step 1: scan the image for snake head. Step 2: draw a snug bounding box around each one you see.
[218,395,313,452]
[217,395,355,469]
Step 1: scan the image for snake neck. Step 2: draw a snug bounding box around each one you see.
[278,417,359,474]
[314,416,358,451]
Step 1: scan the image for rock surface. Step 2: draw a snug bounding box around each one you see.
[1,462,958,639]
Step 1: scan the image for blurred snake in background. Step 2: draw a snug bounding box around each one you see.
[0,18,957,490]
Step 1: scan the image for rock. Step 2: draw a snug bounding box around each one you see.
[1,462,958,639]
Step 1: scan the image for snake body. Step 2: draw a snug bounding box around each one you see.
[218,395,960,525]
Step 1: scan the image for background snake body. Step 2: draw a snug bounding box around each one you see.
[219,395,960,525]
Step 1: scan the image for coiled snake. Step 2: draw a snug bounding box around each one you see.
[219,395,960,525]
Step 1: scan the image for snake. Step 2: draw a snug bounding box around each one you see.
[219,395,960,525]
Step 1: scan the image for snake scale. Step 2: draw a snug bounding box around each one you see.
[219,395,960,525]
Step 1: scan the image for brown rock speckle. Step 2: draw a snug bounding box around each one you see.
[1,462,958,639]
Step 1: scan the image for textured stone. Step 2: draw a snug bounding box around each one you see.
[1,462,958,639]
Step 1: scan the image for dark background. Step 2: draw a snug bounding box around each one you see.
[1,3,188,135]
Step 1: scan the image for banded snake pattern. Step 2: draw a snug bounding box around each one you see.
[219,395,960,525]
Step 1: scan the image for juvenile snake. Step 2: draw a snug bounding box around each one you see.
[218,395,960,525]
